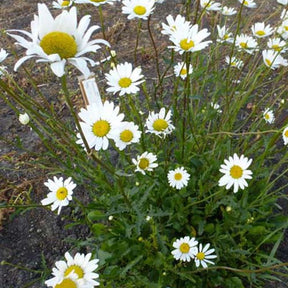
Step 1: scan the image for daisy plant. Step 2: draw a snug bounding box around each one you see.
[1,1,288,288]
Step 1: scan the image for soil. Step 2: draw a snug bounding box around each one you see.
[0,1,287,288]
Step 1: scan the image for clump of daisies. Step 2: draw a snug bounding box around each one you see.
[172,236,217,268]
[45,251,100,287]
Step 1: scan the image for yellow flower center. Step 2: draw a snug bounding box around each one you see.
[56,187,68,200]
[203,2,211,7]
[40,31,77,59]
[264,113,270,119]
[284,130,288,137]
[180,38,195,51]
[174,173,183,181]
[65,265,84,278]
[272,44,281,52]
[196,252,205,260]
[255,30,265,36]
[240,42,248,49]
[180,68,187,75]
[230,165,243,179]
[223,34,229,40]
[55,278,77,288]
[61,1,70,6]
[138,158,149,170]
[133,5,147,15]
[244,0,248,5]
[118,77,132,88]
[231,61,236,66]
[120,130,133,142]
[90,0,106,2]
[152,119,168,132]
[265,59,272,67]
[92,120,110,137]
[179,243,190,253]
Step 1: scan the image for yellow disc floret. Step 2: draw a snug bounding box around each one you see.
[180,68,187,76]
[240,42,248,49]
[120,130,133,142]
[196,252,205,260]
[180,38,195,51]
[118,77,132,88]
[230,165,243,179]
[285,130,288,137]
[90,0,106,2]
[174,173,183,181]
[55,278,77,288]
[92,120,110,137]
[153,119,168,132]
[139,158,149,170]
[133,5,147,15]
[61,1,70,6]
[40,31,77,59]
[56,187,68,200]
[255,30,265,36]
[179,243,190,253]
[265,59,272,67]
[65,265,84,278]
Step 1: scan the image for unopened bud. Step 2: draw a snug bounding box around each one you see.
[19,113,30,125]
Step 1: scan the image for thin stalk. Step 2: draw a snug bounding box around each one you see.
[134,20,142,65]
[147,14,160,81]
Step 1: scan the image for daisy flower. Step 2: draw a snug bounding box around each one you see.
[52,0,74,9]
[262,49,288,69]
[132,151,158,175]
[217,25,233,43]
[221,6,237,16]
[145,107,175,138]
[235,34,258,54]
[112,121,141,150]
[8,4,109,78]
[19,112,30,125]
[282,126,288,145]
[239,0,257,8]
[263,108,275,124]
[225,56,244,69]
[267,37,287,53]
[41,176,76,215]
[174,61,193,79]
[161,14,191,37]
[251,22,274,38]
[45,252,99,287]
[200,0,221,11]
[169,24,212,54]
[74,0,115,6]
[218,153,253,193]
[171,236,198,262]
[122,0,155,20]
[167,167,190,190]
[278,0,288,5]
[105,62,144,96]
[194,243,217,268]
[277,20,288,39]
[77,101,124,151]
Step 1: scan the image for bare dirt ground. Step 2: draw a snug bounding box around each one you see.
[0,0,287,287]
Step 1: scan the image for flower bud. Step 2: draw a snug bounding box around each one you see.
[19,113,30,125]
